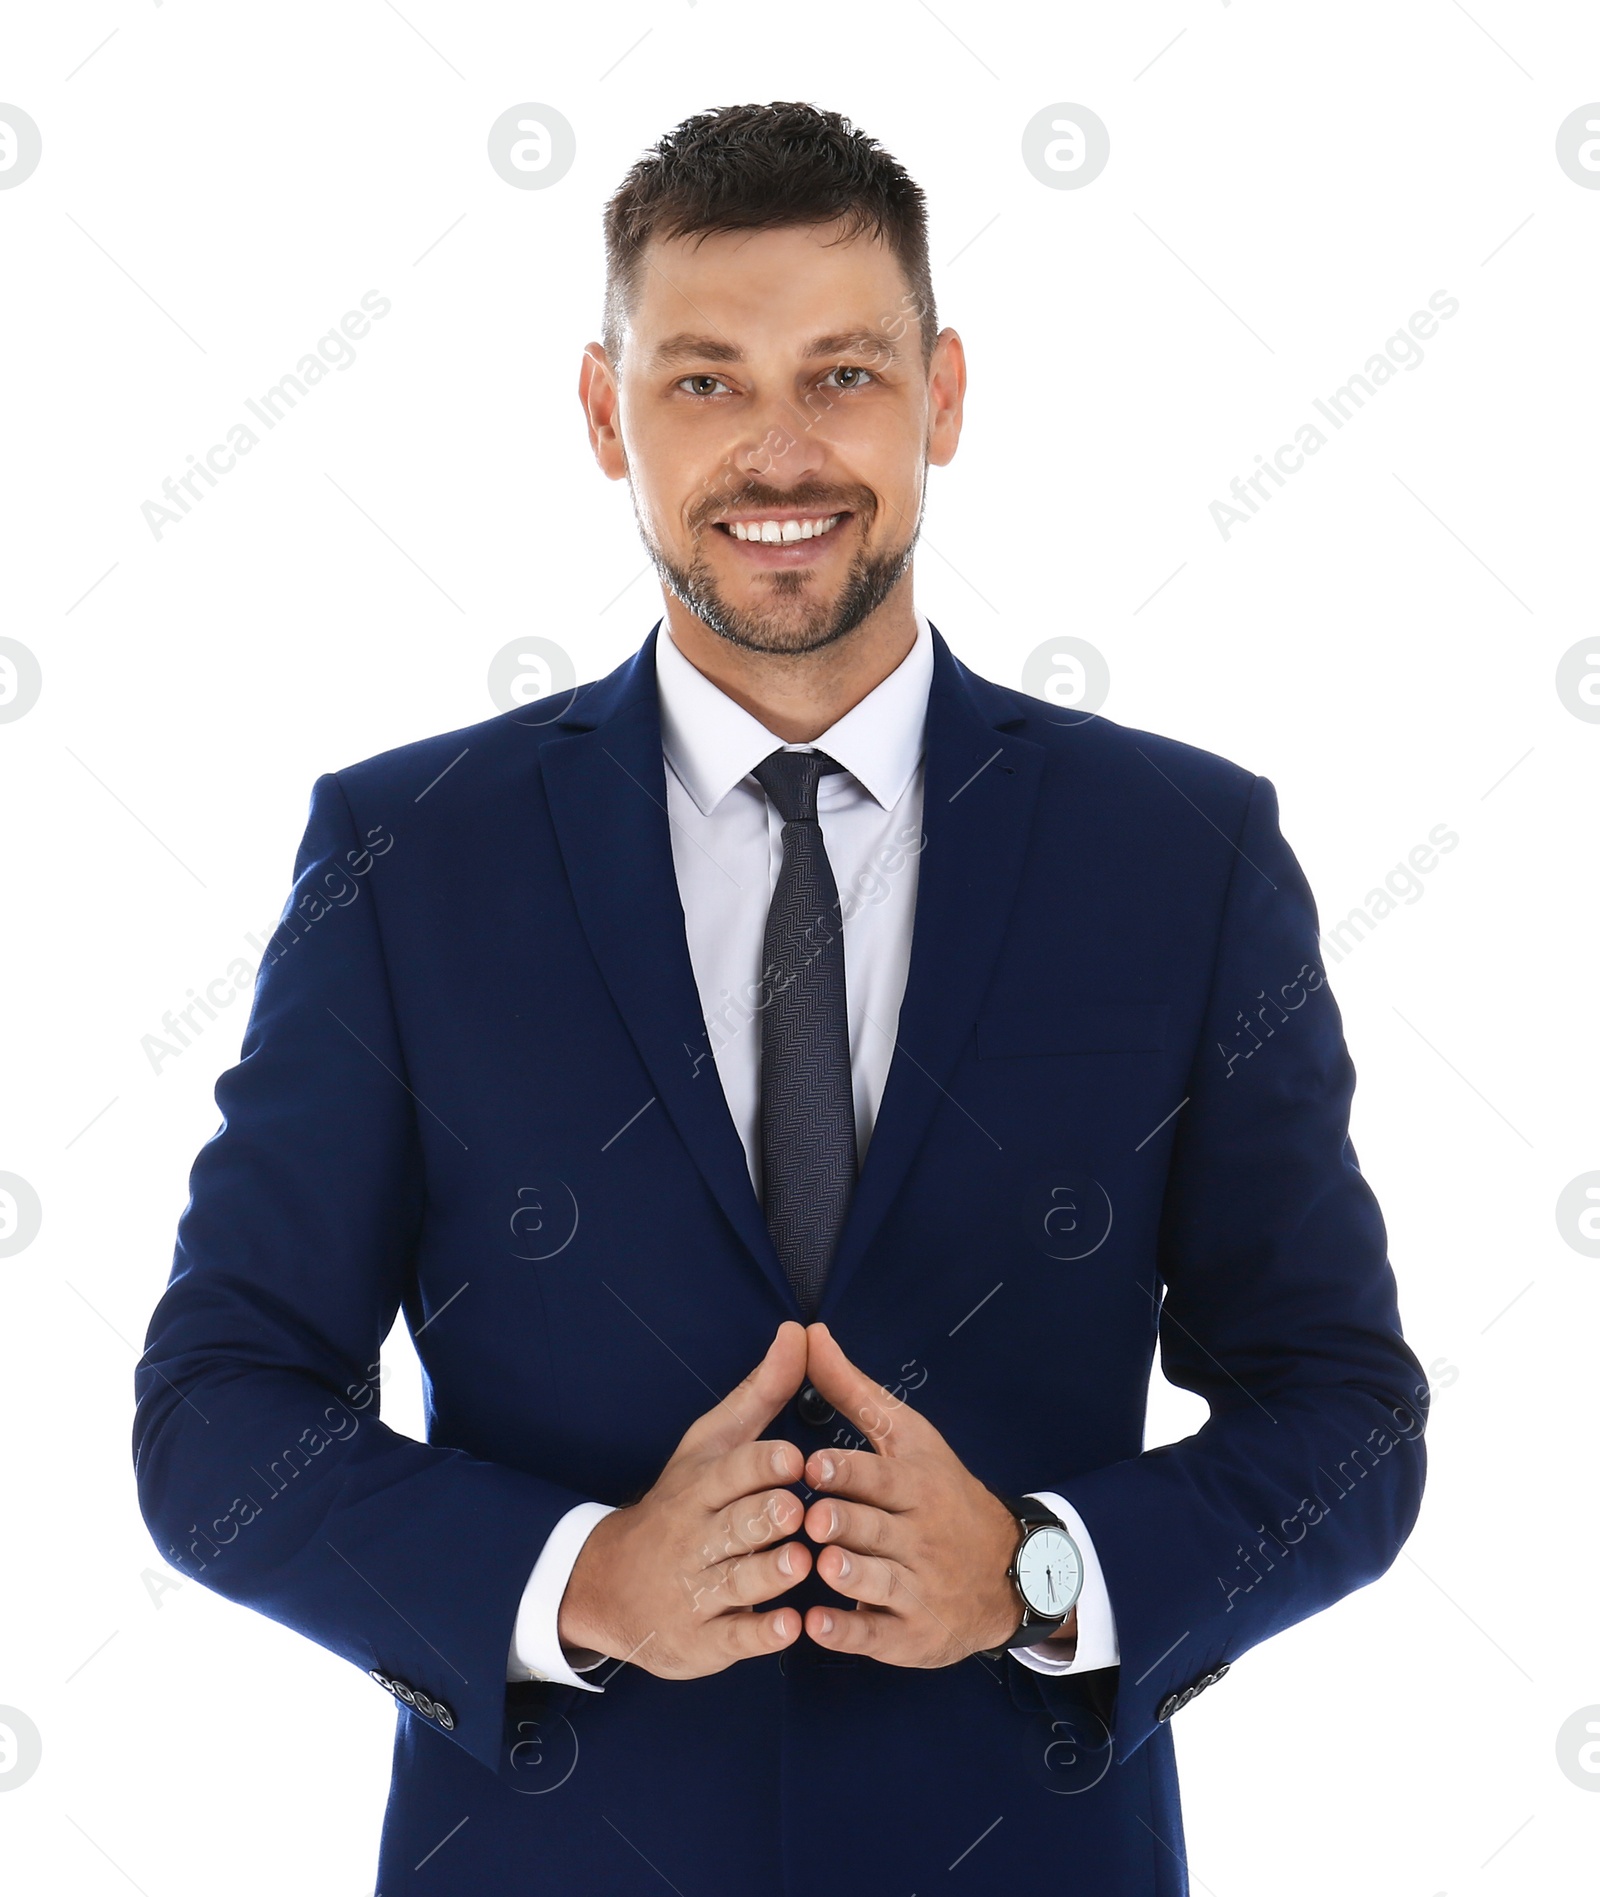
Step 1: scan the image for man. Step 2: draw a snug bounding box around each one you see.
[135,101,1427,1894]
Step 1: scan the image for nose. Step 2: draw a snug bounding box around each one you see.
[732,404,828,491]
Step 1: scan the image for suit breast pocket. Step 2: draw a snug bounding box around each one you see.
[973,999,1169,1059]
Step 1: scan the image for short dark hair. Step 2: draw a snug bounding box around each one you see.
[602,101,937,372]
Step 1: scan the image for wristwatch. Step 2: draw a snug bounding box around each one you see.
[977,1492,1084,1658]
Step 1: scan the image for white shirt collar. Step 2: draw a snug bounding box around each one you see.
[655,610,933,816]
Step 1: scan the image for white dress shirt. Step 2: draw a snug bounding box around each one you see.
[508,610,1119,1688]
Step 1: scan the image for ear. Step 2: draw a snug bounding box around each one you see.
[925,326,966,470]
[577,342,627,480]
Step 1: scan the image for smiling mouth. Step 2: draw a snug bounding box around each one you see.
[713,512,848,544]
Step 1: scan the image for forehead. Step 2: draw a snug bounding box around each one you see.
[627,221,913,364]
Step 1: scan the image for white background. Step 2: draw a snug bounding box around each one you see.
[2,3,1597,1891]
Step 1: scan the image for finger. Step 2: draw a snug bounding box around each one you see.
[808,1596,973,1669]
[803,1444,909,1507]
[694,1540,813,1613]
[701,1436,806,1511]
[813,1542,906,1609]
[803,1495,901,1561]
[703,1487,806,1562]
[704,1605,804,1670]
[802,1602,901,1659]
[803,1323,928,1456]
[680,1322,809,1458]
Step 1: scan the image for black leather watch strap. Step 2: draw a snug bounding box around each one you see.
[977,1490,1074,1659]
[992,1491,1060,1534]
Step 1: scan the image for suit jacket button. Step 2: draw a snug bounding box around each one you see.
[1156,1694,1179,1721]
[797,1384,835,1427]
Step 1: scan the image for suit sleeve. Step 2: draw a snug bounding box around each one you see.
[132,772,597,1779]
[1049,772,1428,1763]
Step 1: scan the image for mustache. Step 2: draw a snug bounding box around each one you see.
[694,488,875,529]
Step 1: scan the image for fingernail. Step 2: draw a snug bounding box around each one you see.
[818,1611,834,1635]
[815,1455,835,1484]
[836,1552,852,1579]
[771,1443,790,1475]
[778,1544,794,1576]
[827,1504,839,1537]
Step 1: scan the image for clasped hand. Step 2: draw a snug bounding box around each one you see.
[558,1321,1074,1679]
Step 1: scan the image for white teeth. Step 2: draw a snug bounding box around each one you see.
[727,513,840,543]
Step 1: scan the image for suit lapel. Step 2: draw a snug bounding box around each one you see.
[539,629,801,1317]
[538,619,1045,1326]
[815,627,1045,1321]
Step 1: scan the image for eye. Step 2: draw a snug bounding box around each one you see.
[677,374,733,397]
[821,364,876,391]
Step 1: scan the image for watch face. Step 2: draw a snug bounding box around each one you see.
[1016,1525,1082,1619]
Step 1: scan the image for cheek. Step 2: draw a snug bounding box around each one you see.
[616,410,704,505]
[837,438,923,527]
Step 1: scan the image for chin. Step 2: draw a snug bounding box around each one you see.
[710,614,852,659]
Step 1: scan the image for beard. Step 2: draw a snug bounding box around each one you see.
[631,482,922,658]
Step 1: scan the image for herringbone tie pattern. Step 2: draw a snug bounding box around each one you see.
[751,748,857,1318]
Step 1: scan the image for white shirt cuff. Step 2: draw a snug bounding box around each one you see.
[1008,1491,1119,1676]
[506,1500,618,1690]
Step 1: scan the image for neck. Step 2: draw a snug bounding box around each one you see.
[660,589,919,743]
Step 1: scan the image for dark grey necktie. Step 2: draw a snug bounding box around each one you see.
[750,748,857,1318]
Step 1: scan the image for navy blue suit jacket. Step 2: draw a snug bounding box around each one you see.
[134,621,1426,1894]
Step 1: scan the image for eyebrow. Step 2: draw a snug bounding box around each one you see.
[647,327,902,371]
